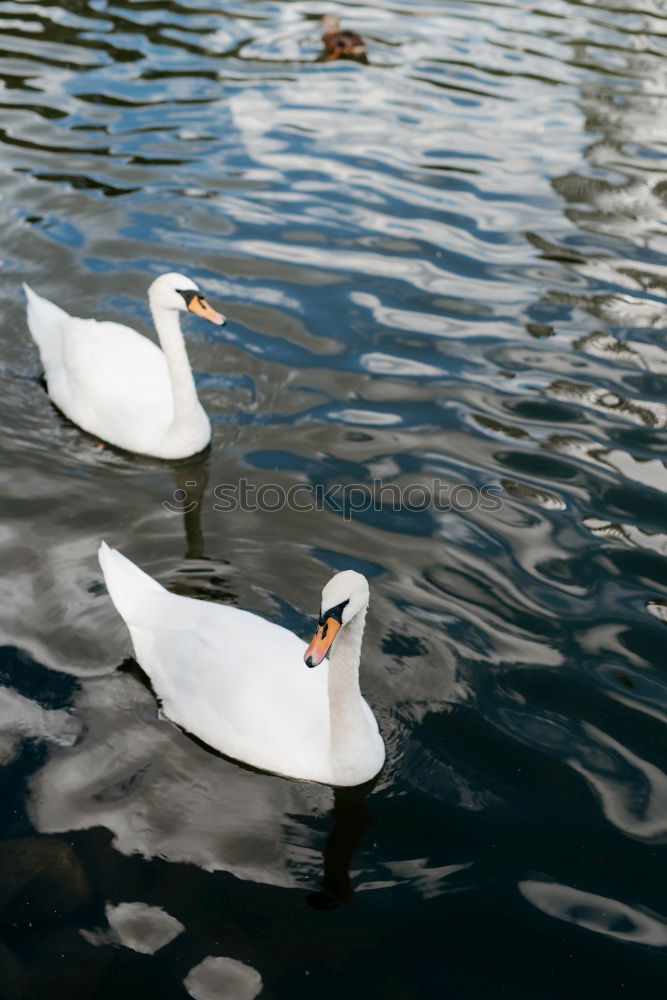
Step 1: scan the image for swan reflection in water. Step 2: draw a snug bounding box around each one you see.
[307,784,374,910]
[28,664,375,908]
[167,451,210,561]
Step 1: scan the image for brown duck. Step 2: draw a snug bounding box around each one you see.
[321,14,367,61]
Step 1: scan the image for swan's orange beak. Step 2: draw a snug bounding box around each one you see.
[304,617,340,668]
[188,294,225,326]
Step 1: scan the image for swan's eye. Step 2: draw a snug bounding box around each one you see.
[177,288,197,306]
[318,598,349,627]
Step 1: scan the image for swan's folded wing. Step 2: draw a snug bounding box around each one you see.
[99,543,197,633]
[99,544,278,639]
[133,605,325,775]
[24,284,71,373]
[61,319,168,415]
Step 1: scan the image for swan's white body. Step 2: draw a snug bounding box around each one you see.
[24,274,221,459]
[98,544,385,786]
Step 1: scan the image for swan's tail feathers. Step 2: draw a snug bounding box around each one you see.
[98,542,183,632]
[23,283,70,370]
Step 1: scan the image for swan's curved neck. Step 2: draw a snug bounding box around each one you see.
[327,604,370,776]
[151,305,200,424]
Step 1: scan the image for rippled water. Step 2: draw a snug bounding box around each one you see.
[1,0,667,996]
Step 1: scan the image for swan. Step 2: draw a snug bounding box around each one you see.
[24,273,225,459]
[98,543,385,786]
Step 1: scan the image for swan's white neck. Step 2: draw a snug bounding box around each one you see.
[327,603,371,782]
[151,305,200,426]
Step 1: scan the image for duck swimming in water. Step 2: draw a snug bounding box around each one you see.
[321,14,367,62]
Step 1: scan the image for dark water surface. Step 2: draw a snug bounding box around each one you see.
[1,0,667,996]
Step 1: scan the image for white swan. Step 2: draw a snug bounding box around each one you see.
[24,273,225,459]
[98,543,385,786]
